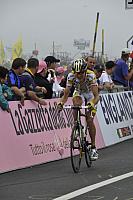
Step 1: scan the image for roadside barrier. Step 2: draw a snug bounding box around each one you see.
[0,91,132,173]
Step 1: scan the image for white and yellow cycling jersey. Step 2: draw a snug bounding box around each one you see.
[67,69,97,92]
[66,69,98,101]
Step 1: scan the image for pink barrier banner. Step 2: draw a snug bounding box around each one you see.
[0,98,105,173]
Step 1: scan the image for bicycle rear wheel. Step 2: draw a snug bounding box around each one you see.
[85,143,92,168]
[70,126,82,173]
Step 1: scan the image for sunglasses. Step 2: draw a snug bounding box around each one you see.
[75,71,85,75]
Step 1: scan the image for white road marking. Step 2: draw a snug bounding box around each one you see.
[113,197,118,200]
[28,195,104,200]
[28,195,52,199]
[53,171,133,200]
[87,196,104,200]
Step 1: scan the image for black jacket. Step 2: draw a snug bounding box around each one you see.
[34,73,53,99]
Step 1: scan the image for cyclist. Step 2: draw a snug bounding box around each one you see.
[58,58,100,160]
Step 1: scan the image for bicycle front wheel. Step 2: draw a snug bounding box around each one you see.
[70,127,82,173]
[85,144,92,168]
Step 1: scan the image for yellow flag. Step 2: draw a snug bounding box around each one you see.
[12,36,23,60]
[0,40,5,64]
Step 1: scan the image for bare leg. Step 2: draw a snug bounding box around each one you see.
[86,111,96,148]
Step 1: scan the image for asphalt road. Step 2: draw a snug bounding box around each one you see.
[0,138,133,200]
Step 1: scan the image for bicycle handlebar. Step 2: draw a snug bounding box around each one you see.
[63,105,89,109]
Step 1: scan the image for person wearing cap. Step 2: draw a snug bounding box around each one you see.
[99,61,115,92]
[44,56,60,82]
[45,56,60,69]
[55,66,66,84]
[20,58,47,106]
[35,60,53,99]
[44,56,63,97]
[113,48,133,87]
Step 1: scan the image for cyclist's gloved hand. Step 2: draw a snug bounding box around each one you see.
[87,101,94,110]
[57,102,64,112]
[87,101,97,114]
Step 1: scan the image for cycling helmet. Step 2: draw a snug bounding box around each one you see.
[73,58,87,73]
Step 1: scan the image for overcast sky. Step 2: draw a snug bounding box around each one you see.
[0,0,133,59]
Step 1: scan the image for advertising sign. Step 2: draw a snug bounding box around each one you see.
[0,98,104,173]
[97,91,133,146]
[125,0,133,9]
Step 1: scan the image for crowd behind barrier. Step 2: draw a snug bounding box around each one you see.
[0,53,133,112]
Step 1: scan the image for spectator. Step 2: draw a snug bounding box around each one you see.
[53,66,65,97]
[7,58,26,105]
[20,58,47,105]
[45,55,60,77]
[113,48,133,87]
[85,56,96,70]
[34,60,53,99]
[44,56,61,97]
[0,66,13,112]
[94,64,104,91]
[55,66,65,84]
[129,58,133,88]
[94,64,104,79]
[99,61,115,91]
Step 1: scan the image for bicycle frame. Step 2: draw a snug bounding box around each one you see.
[75,108,84,143]
[63,105,88,140]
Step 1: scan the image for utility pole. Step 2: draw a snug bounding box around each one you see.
[101,29,105,64]
[32,42,38,58]
[92,12,99,57]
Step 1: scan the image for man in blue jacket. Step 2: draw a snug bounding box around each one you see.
[113,48,133,87]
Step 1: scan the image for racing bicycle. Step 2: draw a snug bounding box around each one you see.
[63,105,92,173]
